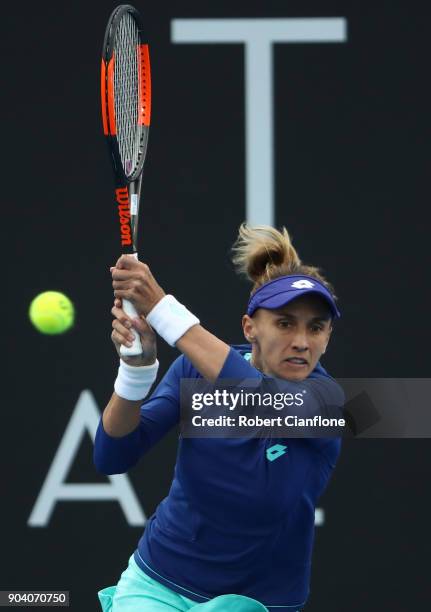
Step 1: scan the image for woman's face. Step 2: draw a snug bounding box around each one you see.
[242,294,333,381]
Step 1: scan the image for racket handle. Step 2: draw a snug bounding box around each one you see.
[120,299,143,357]
[119,253,142,357]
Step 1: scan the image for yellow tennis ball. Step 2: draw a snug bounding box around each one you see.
[29,291,75,335]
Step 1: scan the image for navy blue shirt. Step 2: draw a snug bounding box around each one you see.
[94,346,344,609]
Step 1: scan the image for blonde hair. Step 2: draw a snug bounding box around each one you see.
[231,223,337,298]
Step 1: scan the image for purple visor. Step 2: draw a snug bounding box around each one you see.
[247,275,341,319]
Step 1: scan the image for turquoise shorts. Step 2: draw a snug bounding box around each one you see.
[98,554,271,611]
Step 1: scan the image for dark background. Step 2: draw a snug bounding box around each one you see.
[3,1,430,610]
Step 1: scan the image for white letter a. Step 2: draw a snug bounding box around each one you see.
[28,390,146,527]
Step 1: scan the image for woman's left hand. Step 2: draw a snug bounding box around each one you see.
[111,255,165,316]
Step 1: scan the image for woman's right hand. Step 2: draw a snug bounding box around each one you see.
[111,298,157,367]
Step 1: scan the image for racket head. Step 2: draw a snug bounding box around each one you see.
[101,4,151,185]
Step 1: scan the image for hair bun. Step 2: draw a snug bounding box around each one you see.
[231,223,301,285]
[231,222,337,299]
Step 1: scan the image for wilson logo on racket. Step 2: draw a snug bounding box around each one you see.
[116,187,132,246]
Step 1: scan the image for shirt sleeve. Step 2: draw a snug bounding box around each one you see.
[93,356,184,475]
[218,347,345,460]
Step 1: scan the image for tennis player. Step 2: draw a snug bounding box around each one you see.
[95,224,344,611]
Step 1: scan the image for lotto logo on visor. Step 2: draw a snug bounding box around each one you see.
[291,279,315,289]
[246,274,341,319]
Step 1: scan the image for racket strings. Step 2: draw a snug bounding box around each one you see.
[114,12,142,177]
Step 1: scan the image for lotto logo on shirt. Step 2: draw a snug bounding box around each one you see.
[266,444,287,462]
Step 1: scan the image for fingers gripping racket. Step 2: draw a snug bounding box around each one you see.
[101,4,151,357]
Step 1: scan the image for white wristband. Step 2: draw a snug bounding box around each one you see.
[114,359,159,401]
[146,295,200,347]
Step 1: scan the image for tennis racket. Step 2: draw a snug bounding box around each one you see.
[101,4,151,356]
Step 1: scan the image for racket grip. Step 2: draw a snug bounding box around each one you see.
[119,253,142,357]
[120,298,143,357]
